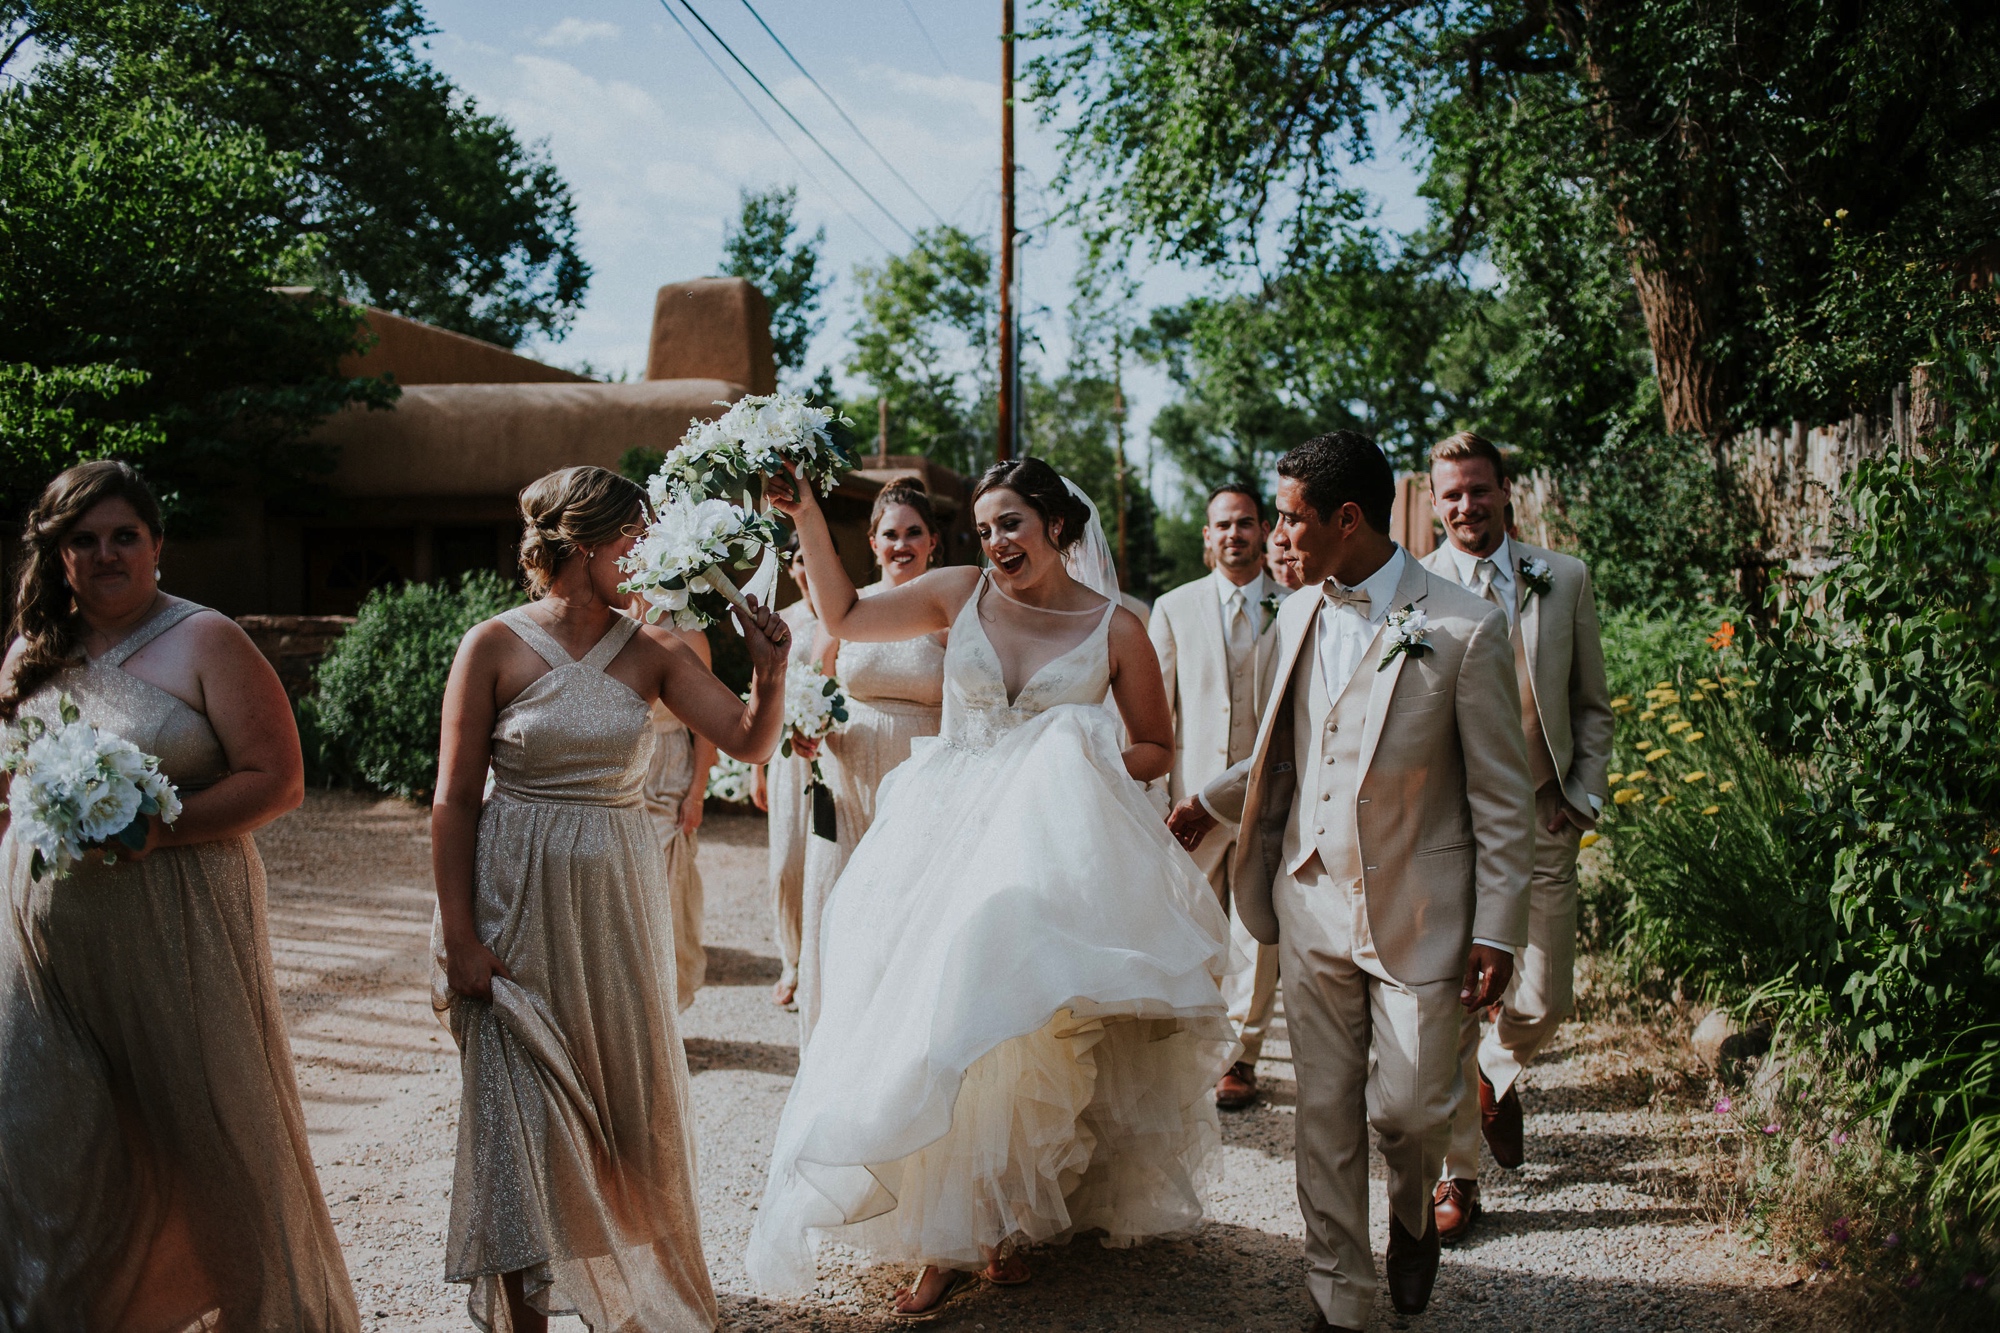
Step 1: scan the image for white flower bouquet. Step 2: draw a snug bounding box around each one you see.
[1,694,182,882]
[653,391,855,505]
[619,494,785,630]
[782,665,849,774]
[705,754,757,806]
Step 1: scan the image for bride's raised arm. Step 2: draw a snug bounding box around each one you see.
[766,464,977,643]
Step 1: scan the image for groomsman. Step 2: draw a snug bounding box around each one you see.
[1149,484,1285,1109]
[1421,432,1613,1241]
[1168,431,1533,1331]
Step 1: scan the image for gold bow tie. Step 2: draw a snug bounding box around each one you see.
[1321,583,1371,611]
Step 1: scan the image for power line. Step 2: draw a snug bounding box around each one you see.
[657,0,896,253]
[666,0,922,247]
[897,0,954,77]
[735,0,948,226]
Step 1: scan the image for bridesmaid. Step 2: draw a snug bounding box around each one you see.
[0,462,358,1330]
[641,624,719,1013]
[754,540,819,1009]
[795,479,948,1038]
[432,465,789,1333]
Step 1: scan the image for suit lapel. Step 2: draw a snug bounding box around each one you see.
[1357,556,1432,784]
[1515,543,1544,698]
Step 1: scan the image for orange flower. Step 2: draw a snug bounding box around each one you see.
[1707,621,1736,651]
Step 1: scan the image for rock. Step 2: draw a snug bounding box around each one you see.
[1691,1009,1739,1070]
[1720,1021,1773,1063]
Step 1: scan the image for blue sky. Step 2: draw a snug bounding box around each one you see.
[421,1,1427,488]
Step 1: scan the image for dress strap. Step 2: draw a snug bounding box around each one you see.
[499,607,575,670]
[95,595,207,669]
[580,613,643,672]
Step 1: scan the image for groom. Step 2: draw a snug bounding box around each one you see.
[1168,431,1534,1332]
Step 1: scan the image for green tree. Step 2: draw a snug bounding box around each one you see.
[1030,0,2000,445]
[845,226,995,475]
[0,88,384,517]
[6,0,588,347]
[721,186,827,382]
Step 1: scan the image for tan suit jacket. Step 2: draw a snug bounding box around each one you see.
[1420,541,1614,817]
[1149,572,1284,804]
[1199,556,1535,985]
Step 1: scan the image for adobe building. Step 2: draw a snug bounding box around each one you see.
[155,277,969,626]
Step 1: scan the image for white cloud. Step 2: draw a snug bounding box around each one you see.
[535,18,619,48]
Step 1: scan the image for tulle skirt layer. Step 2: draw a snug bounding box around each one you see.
[746,704,1237,1289]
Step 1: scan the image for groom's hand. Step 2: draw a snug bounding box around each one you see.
[1166,798,1218,852]
[1460,944,1514,1010]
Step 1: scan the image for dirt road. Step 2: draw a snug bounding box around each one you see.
[260,791,1798,1331]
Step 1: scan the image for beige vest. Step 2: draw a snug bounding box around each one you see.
[1281,624,1381,884]
[1224,603,1261,766]
[1510,616,1559,789]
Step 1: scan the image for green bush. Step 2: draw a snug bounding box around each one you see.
[1589,632,1825,997]
[310,571,525,799]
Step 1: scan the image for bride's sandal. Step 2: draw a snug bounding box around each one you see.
[890,1266,974,1322]
[982,1246,1031,1287]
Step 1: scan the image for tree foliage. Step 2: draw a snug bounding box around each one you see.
[844,226,995,476]
[721,186,827,382]
[1030,0,2000,454]
[8,0,589,346]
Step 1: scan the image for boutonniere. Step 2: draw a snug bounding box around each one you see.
[1518,556,1553,600]
[1257,591,1284,630]
[1379,604,1432,671]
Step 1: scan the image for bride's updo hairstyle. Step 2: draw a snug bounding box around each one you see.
[2,461,162,722]
[972,458,1091,553]
[517,465,648,599]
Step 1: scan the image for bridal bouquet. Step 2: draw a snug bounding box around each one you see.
[705,754,757,806]
[653,391,855,505]
[1,694,182,882]
[619,494,785,630]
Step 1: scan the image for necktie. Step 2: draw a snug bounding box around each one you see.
[1225,590,1254,663]
[1474,558,1501,607]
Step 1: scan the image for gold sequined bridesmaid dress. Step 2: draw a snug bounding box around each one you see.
[0,595,359,1332]
[642,699,707,1013]
[432,608,717,1332]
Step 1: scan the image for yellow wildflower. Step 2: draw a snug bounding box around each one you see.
[1685,731,1705,742]
[1610,696,1631,708]
[1667,720,1691,734]
[1718,781,1736,793]
[1654,680,1672,690]
[1656,793,1675,806]
[1579,832,1602,849]
[1724,690,1740,699]
[1614,788,1644,805]
[1683,771,1708,783]
[1701,805,1720,816]
[1625,769,1650,782]
[1607,772,1625,785]
[1639,709,1658,722]
[1645,747,1671,762]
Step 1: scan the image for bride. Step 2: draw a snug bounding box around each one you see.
[748,457,1237,1318]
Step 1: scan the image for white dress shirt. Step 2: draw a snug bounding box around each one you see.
[1316,547,1408,696]
[1443,535,1518,627]
[1212,567,1273,638]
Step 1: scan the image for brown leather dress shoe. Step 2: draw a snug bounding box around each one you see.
[1434,1177,1480,1244]
[1386,1204,1441,1315]
[1480,1074,1525,1169]
[1215,1061,1260,1110]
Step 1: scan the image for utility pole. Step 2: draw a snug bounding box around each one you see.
[1112,333,1129,588]
[996,0,1016,463]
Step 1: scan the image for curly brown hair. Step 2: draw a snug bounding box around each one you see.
[516,466,648,599]
[2,461,163,721]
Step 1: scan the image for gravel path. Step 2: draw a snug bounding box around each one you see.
[261,791,1802,1331]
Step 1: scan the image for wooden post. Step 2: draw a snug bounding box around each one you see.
[996,0,1016,463]
[1112,338,1129,588]
[876,395,890,467]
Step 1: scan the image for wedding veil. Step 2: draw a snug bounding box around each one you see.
[1060,477,1120,600]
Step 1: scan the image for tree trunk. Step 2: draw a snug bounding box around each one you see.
[1624,239,1732,440]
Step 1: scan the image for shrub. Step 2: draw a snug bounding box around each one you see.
[1589,628,1825,998]
[1759,338,2000,1176]
[310,571,524,799]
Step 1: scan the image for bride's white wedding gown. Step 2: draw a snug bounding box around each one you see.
[746,573,1237,1288]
